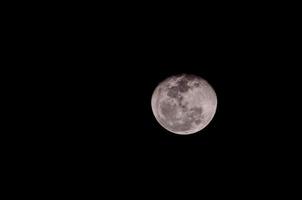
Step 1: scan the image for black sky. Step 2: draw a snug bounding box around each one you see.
[45,16,296,164]
[59,49,289,163]
[16,5,300,193]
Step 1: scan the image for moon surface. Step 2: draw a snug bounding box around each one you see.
[151,74,217,135]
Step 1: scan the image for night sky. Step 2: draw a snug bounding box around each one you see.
[62,53,285,163]
[48,23,296,165]
[20,6,299,194]
[50,47,298,192]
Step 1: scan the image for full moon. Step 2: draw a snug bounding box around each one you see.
[151,74,217,135]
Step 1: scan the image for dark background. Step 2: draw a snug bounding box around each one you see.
[51,34,297,170]
[8,3,300,196]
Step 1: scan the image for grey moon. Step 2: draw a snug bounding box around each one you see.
[151,74,217,135]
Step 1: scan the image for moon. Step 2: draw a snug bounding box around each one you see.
[151,74,217,135]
